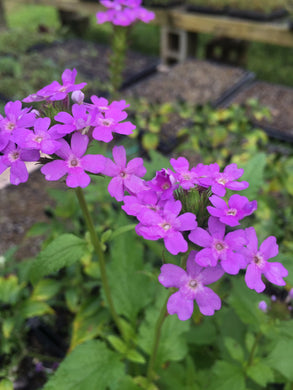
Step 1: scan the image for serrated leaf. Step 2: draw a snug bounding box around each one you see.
[44,340,124,390]
[19,300,54,319]
[208,361,246,390]
[107,213,153,322]
[267,339,293,381]
[31,279,61,301]
[224,337,244,362]
[246,361,274,386]
[30,234,87,285]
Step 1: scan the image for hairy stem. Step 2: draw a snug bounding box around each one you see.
[75,187,124,337]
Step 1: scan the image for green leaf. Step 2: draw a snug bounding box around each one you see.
[19,300,54,319]
[138,289,189,366]
[142,133,159,150]
[110,376,141,390]
[246,361,274,386]
[0,379,13,390]
[44,340,124,390]
[125,349,146,364]
[224,337,244,363]
[107,213,153,322]
[0,275,24,304]
[186,317,217,345]
[267,339,293,381]
[31,279,61,301]
[107,335,128,354]
[237,153,266,198]
[30,234,87,285]
[208,361,246,390]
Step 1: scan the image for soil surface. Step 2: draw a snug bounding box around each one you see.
[228,81,293,141]
[30,38,159,96]
[125,59,251,105]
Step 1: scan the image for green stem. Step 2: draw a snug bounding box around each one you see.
[75,187,124,337]
[146,294,169,383]
[109,25,128,97]
[247,332,262,366]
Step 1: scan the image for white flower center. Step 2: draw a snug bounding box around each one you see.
[5,121,15,131]
[161,222,171,231]
[226,208,237,216]
[68,156,80,168]
[34,135,43,143]
[217,176,227,185]
[9,151,20,162]
[189,279,198,288]
[100,118,113,127]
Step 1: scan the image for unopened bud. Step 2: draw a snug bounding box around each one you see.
[72,90,84,105]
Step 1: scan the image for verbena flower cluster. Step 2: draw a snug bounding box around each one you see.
[96,0,155,26]
[0,68,288,322]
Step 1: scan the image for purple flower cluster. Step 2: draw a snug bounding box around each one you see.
[0,69,288,324]
[97,0,155,26]
[0,69,135,188]
[109,155,288,320]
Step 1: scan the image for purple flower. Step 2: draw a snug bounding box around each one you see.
[189,216,246,274]
[50,104,92,137]
[243,227,288,293]
[0,142,40,185]
[23,69,87,103]
[92,108,135,143]
[122,189,165,220]
[97,0,155,26]
[89,95,130,114]
[148,168,177,201]
[207,194,257,227]
[199,163,249,197]
[258,301,268,312]
[158,251,224,320]
[170,156,199,190]
[136,199,197,255]
[41,132,105,188]
[0,100,36,151]
[12,117,61,155]
[102,145,146,201]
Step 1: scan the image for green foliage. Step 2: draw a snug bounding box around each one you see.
[30,234,87,285]
[107,212,153,322]
[43,340,124,390]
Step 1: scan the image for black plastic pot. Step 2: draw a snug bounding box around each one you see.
[185,4,227,16]
[227,7,288,21]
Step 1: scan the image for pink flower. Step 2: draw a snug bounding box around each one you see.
[148,168,177,201]
[207,194,257,227]
[0,100,36,151]
[189,216,246,274]
[12,117,61,155]
[41,132,105,188]
[158,251,224,320]
[170,156,200,190]
[199,163,249,197]
[136,199,197,255]
[50,104,92,137]
[23,69,87,103]
[243,227,288,293]
[92,107,135,143]
[0,142,39,185]
[97,0,155,26]
[102,145,146,201]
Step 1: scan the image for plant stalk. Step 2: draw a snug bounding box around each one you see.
[146,294,169,382]
[75,187,124,337]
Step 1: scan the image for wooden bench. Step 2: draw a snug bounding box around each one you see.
[5,0,293,64]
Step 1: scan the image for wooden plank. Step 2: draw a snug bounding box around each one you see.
[5,0,293,47]
[165,9,293,47]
